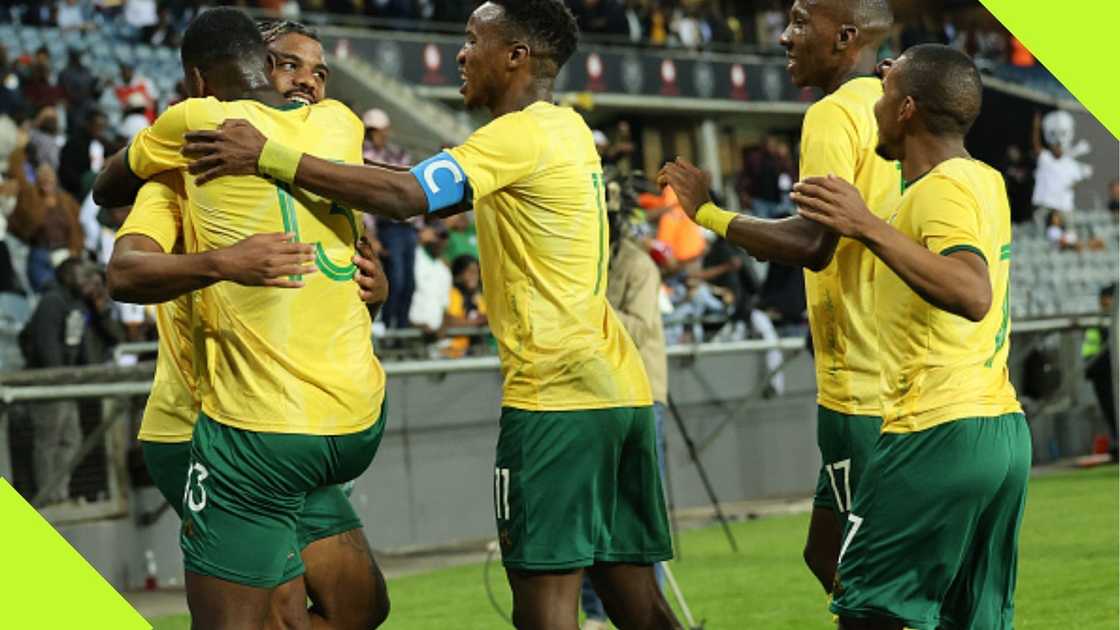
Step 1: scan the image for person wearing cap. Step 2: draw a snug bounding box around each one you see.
[362,108,418,330]
[119,92,150,140]
[361,108,410,166]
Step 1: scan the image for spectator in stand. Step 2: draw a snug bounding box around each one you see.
[1,46,27,119]
[1107,178,1119,215]
[408,221,451,340]
[737,135,795,218]
[124,0,159,42]
[18,257,123,505]
[1083,283,1117,461]
[118,92,149,140]
[597,120,637,175]
[113,63,158,122]
[1032,109,1093,222]
[3,118,47,295]
[146,6,182,48]
[94,0,125,20]
[1002,145,1035,224]
[640,183,706,271]
[569,0,628,39]
[1,115,28,295]
[444,254,487,358]
[362,107,418,330]
[21,47,64,111]
[27,106,63,171]
[1045,210,1104,252]
[756,0,785,48]
[361,107,410,165]
[442,211,478,264]
[58,109,109,200]
[58,48,100,126]
[26,163,83,291]
[57,0,94,31]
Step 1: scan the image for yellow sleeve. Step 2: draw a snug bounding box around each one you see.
[115,172,185,253]
[910,175,987,263]
[126,100,197,179]
[798,100,857,182]
[446,111,541,201]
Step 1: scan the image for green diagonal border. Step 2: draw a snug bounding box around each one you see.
[0,479,151,629]
[980,0,1120,139]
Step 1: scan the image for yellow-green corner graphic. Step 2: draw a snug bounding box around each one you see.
[980,0,1119,139]
[0,479,151,629]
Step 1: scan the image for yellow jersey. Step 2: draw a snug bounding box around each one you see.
[127,97,384,435]
[800,77,902,415]
[117,173,199,443]
[876,158,1021,433]
[446,101,652,410]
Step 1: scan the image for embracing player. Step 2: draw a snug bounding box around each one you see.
[658,0,898,597]
[793,44,1030,630]
[179,1,679,627]
[95,10,388,629]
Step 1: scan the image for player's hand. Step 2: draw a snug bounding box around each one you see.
[354,237,389,305]
[791,175,875,239]
[183,119,268,185]
[213,232,316,288]
[656,157,712,220]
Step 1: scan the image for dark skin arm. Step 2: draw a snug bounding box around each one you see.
[793,175,992,322]
[657,157,838,272]
[182,120,430,220]
[354,237,389,319]
[92,148,146,208]
[107,232,317,304]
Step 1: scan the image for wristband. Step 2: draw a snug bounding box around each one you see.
[695,202,736,237]
[258,139,303,183]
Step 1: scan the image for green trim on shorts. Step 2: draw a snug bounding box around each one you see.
[495,406,673,571]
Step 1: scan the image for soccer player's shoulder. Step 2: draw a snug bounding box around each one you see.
[311,99,363,130]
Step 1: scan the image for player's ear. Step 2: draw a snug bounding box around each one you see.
[836,24,857,51]
[186,66,206,98]
[508,41,530,71]
[900,95,917,125]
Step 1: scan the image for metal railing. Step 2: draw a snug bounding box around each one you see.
[0,315,1108,524]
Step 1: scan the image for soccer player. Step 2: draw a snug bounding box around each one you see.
[657,0,898,594]
[793,44,1030,630]
[105,18,390,630]
[94,10,388,629]
[180,1,678,627]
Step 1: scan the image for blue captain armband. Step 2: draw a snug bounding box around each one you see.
[410,152,471,213]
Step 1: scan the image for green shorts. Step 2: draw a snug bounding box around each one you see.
[831,413,1031,630]
[179,410,385,588]
[495,405,673,571]
[813,406,882,514]
[142,440,360,560]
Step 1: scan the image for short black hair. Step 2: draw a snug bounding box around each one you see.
[489,0,579,78]
[1102,283,1117,299]
[181,7,267,73]
[258,19,320,45]
[897,44,982,136]
[451,254,479,278]
[851,0,893,31]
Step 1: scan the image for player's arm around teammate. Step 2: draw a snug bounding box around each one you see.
[793,173,992,322]
[797,45,1029,630]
